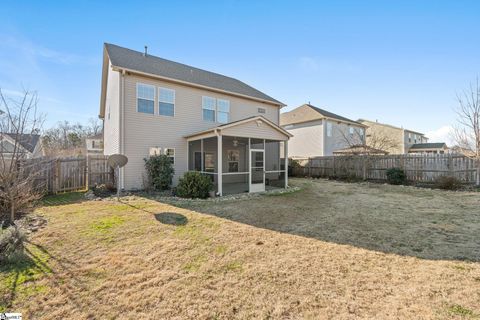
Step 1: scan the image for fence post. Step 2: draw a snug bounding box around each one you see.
[448,154,453,177]
[54,158,60,194]
[362,155,367,180]
[332,156,336,177]
[86,155,90,190]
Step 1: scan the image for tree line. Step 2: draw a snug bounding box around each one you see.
[42,118,102,156]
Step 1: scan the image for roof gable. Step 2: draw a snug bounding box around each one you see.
[281,104,364,126]
[104,43,283,107]
[185,116,292,140]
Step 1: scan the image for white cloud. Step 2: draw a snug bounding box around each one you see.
[425,125,454,145]
[0,35,97,66]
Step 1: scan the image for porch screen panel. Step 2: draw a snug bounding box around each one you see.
[188,140,201,171]
[265,140,281,172]
[222,136,249,195]
[265,171,285,189]
[202,137,218,193]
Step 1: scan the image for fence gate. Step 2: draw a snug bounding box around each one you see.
[55,158,87,193]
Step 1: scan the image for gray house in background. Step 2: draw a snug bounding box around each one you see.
[99,43,291,195]
[0,133,43,159]
[280,104,366,157]
[358,119,447,154]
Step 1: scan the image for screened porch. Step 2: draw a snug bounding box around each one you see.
[187,135,288,195]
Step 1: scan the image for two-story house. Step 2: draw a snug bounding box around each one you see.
[99,43,291,195]
[280,104,366,157]
[357,119,446,154]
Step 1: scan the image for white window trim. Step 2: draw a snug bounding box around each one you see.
[217,98,230,124]
[202,96,231,123]
[202,96,216,122]
[165,148,175,164]
[158,87,175,117]
[136,83,156,114]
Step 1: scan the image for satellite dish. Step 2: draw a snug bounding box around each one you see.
[108,154,128,169]
[107,154,128,200]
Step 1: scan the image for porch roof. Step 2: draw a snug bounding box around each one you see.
[184,116,293,141]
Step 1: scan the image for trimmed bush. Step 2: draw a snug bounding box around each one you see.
[435,176,462,190]
[144,155,175,191]
[0,225,26,263]
[386,167,406,185]
[176,172,213,199]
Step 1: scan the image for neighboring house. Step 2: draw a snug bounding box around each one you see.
[0,133,43,159]
[99,43,291,195]
[85,133,104,155]
[408,142,449,154]
[358,119,444,154]
[280,104,366,157]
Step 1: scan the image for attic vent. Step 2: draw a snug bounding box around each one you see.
[258,107,266,114]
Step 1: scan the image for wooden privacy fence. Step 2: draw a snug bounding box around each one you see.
[22,155,114,193]
[290,154,479,184]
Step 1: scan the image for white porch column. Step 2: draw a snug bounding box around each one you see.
[217,133,223,196]
[284,140,289,188]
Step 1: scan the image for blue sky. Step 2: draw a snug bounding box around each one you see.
[1,0,479,143]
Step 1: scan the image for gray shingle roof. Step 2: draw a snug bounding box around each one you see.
[281,104,365,126]
[410,143,447,150]
[4,133,40,153]
[105,43,283,106]
[307,104,363,125]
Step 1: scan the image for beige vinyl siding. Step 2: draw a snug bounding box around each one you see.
[222,119,287,141]
[122,73,281,189]
[324,121,365,156]
[284,120,324,157]
[103,61,120,155]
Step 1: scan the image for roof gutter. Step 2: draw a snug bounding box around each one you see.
[111,65,286,108]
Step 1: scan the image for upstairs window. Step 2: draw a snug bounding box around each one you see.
[165,148,175,164]
[326,122,332,137]
[349,127,354,136]
[202,96,216,122]
[217,99,230,124]
[159,87,175,117]
[137,83,155,114]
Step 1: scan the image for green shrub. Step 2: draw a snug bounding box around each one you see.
[435,176,462,190]
[386,167,406,185]
[144,155,175,191]
[176,172,213,199]
[0,225,26,263]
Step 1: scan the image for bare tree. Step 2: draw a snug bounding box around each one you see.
[42,118,102,156]
[0,88,45,224]
[87,117,102,136]
[338,127,398,154]
[452,79,480,185]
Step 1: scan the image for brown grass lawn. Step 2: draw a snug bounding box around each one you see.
[1,178,480,319]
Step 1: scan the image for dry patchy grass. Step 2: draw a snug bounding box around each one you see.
[0,178,479,319]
